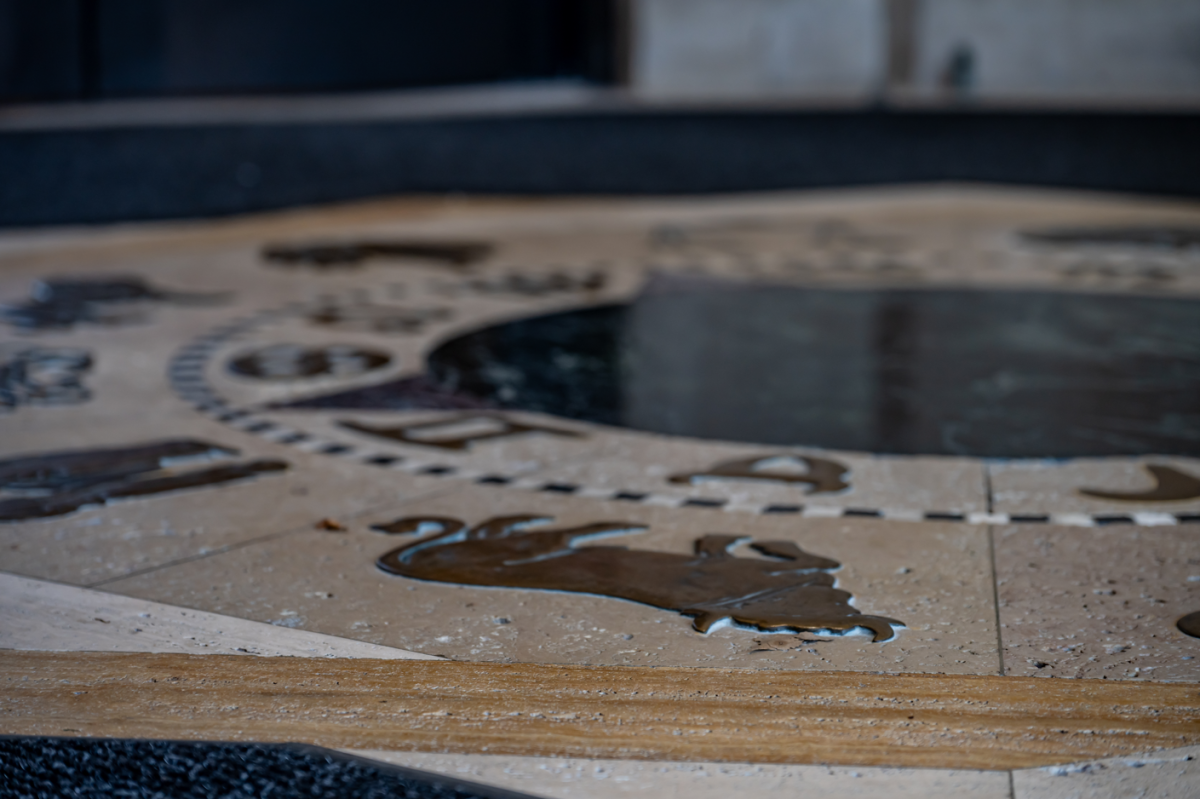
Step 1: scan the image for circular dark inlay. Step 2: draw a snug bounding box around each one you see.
[424,281,1200,458]
[1178,611,1200,640]
[230,343,390,380]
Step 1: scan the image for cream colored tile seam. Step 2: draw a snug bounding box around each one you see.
[83,418,642,591]
[83,479,470,590]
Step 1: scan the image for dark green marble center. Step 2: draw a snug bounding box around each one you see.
[424,280,1200,458]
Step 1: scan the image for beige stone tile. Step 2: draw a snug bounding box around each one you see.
[545,433,987,515]
[0,414,455,586]
[1012,744,1200,799]
[995,523,1200,681]
[990,458,1200,518]
[352,750,1012,799]
[0,571,436,659]
[105,484,1000,674]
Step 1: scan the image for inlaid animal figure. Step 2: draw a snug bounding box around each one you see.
[0,440,287,522]
[376,515,901,641]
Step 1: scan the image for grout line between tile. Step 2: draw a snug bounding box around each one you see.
[85,481,472,590]
[988,524,1006,677]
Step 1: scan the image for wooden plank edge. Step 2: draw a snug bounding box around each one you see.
[2,650,1197,772]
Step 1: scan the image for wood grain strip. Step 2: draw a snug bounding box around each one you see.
[2,651,1197,771]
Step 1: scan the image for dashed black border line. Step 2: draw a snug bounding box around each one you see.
[168,307,1197,529]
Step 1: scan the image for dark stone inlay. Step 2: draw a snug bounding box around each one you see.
[612,491,648,501]
[540,483,578,494]
[408,279,1200,458]
[1177,611,1200,639]
[378,515,902,641]
[321,444,354,455]
[1176,514,1200,523]
[0,440,287,522]
[366,455,402,467]
[0,736,535,799]
[1009,514,1052,523]
[242,421,277,434]
[229,344,391,380]
[263,240,492,269]
[1,347,92,412]
[276,374,493,411]
[683,498,727,508]
[763,504,803,514]
[466,270,607,297]
[419,465,456,476]
[341,414,582,451]
[476,475,512,485]
[0,276,226,330]
[845,508,884,518]
[1093,515,1137,525]
[307,302,453,335]
[669,454,848,493]
[1080,464,1200,502]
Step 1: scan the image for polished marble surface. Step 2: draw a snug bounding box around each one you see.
[421,279,1200,458]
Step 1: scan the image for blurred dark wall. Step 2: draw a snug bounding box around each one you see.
[0,0,616,102]
[0,1,83,100]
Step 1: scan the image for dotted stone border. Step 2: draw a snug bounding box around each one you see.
[170,307,1198,529]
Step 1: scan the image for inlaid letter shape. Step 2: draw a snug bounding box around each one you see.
[307,303,452,335]
[0,440,287,522]
[375,515,900,641]
[669,455,849,493]
[341,414,583,451]
[263,240,492,269]
[0,348,92,412]
[0,276,226,330]
[229,344,391,380]
[1079,464,1200,502]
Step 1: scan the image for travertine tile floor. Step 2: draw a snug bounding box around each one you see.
[995,523,1200,681]
[103,485,1000,673]
[3,186,1200,792]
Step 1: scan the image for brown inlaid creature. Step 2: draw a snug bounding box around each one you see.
[375,515,901,641]
[0,440,287,522]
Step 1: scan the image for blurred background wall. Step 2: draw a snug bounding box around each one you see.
[3,0,1198,106]
[633,0,1200,105]
[0,0,616,102]
[2,1,1197,227]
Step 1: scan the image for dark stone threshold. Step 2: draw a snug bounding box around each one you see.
[1,108,1198,228]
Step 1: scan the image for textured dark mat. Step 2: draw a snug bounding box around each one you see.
[0,736,537,799]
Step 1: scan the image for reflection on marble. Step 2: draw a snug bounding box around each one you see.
[422,278,1200,458]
